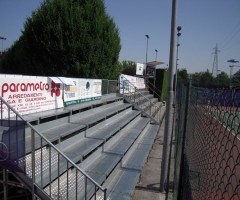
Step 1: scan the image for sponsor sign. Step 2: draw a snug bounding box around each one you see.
[0,75,64,118]
[136,63,144,75]
[135,77,145,89]
[0,75,103,117]
[119,74,145,94]
[63,78,102,106]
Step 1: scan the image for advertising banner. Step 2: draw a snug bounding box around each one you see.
[135,77,145,89]
[0,75,64,118]
[63,78,102,106]
[136,63,144,76]
[119,74,145,94]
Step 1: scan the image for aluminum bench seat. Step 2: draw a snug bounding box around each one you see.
[55,108,136,147]
[142,101,162,120]
[32,109,140,188]
[21,107,70,124]
[139,124,159,144]
[70,166,139,200]
[73,117,149,199]
[105,129,143,155]
[33,117,155,199]
[42,115,155,199]
[105,168,140,200]
[67,94,123,113]
[59,137,103,163]
[57,109,140,163]
[25,101,131,153]
[122,124,159,170]
[22,94,123,123]
[82,117,150,175]
[34,150,77,187]
[100,124,160,200]
[70,101,131,125]
[86,110,140,140]
[25,123,87,154]
[85,152,122,183]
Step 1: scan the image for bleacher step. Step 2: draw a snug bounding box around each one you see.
[25,101,132,153]
[101,123,159,200]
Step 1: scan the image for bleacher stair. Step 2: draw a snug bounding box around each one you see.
[0,86,164,199]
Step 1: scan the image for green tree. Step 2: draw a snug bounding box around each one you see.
[177,68,189,84]
[215,71,230,88]
[191,70,214,87]
[0,0,121,79]
[191,70,230,88]
[121,60,136,76]
[190,72,202,86]
[199,70,214,87]
[231,70,240,88]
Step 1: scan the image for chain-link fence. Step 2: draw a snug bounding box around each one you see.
[174,84,240,200]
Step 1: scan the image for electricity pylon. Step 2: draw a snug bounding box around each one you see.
[212,44,220,77]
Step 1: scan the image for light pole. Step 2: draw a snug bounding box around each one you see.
[175,26,181,94]
[160,0,178,192]
[227,59,239,78]
[145,34,150,73]
[155,49,158,61]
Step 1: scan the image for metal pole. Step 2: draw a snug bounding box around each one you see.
[177,81,191,200]
[145,35,150,78]
[3,168,8,200]
[145,35,150,66]
[144,35,150,90]
[175,26,181,100]
[160,0,178,192]
[154,49,158,97]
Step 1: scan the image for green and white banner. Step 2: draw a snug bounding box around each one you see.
[62,78,102,106]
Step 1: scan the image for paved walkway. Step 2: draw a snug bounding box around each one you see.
[131,106,174,200]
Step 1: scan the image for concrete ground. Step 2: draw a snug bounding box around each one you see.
[131,107,175,200]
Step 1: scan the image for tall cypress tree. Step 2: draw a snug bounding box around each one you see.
[0,0,121,79]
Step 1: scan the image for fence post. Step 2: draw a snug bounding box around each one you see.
[31,129,36,199]
[177,81,191,199]
[107,80,109,95]
[3,168,8,200]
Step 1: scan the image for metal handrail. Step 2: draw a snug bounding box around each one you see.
[119,75,137,91]
[132,88,161,114]
[145,78,161,100]
[119,76,161,124]
[0,96,107,200]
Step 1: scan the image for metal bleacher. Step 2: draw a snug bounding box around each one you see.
[23,94,123,124]
[103,123,160,199]
[0,79,165,200]
[24,100,132,153]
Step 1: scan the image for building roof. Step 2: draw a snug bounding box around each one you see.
[147,61,165,67]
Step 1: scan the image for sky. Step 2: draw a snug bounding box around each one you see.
[0,0,240,75]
